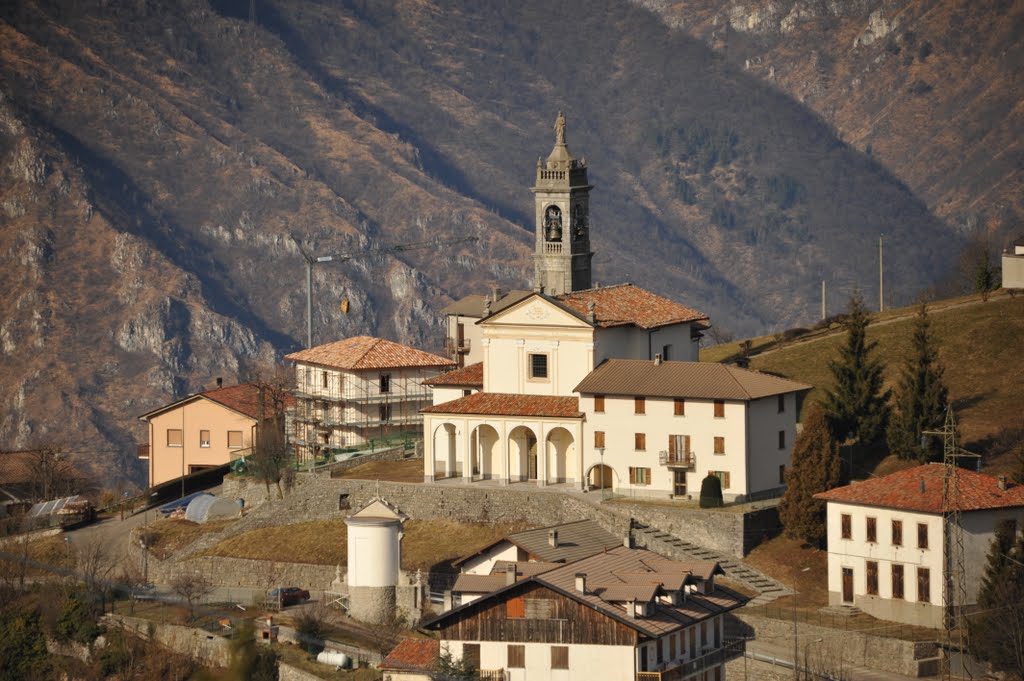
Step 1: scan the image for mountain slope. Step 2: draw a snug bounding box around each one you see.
[0,0,970,482]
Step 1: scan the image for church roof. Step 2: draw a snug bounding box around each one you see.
[555,284,708,330]
[285,336,453,370]
[422,362,484,387]
[574,359,812,400]
[441,290,533,318]
[421,392,582,418]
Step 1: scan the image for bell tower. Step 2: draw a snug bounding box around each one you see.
[532,111,593,296]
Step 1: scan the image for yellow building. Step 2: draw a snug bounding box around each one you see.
[138,383,274,488]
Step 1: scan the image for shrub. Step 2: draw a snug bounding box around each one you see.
[699,474,723,508]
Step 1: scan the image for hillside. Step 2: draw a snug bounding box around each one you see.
[639,0,1024,249]
[0,0,1006,483]
[701,292,1024,469]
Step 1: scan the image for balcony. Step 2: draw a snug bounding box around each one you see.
[659,450,695,468]
[637,646,729,681]
[137,444,150,460]
[445,337,471,357]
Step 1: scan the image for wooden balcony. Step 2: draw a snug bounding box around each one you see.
[637,646,729,681]
[445,337,471,356]
[658,450,695,468]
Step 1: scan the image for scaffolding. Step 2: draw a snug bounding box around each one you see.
[287,363,434,460]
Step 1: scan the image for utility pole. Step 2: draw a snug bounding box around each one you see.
[821,280,826,321]
[879,235,884,312]
[291,235,479,349]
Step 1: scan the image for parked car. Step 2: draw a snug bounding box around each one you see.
[267,586,310,607]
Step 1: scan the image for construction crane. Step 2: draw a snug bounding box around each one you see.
[290,234,479,349]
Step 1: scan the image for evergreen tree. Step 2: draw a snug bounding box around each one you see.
[886,303,949,461]
[970,525,1024,677]
[0,608,51,681]
[699,473,723,508]
[822,292,891,447]
[778,405,842,545]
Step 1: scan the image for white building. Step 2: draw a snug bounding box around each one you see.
[286,336,453,459]
[815,463,1024,628]
[576,359,810,501]
[1002,236,1024,289]
[422,544,744,681]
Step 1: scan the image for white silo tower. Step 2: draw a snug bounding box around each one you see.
[345,498,408,624]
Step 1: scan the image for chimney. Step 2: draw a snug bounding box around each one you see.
[505,564,517,586]
[624,534,634,549]
[625,600,637,618]
[548,529,559,548]
[491,285,503,303]
[575,573,587,594]
[920,478,926,494]
[443,590,453,611]
[587,301,596,324]
[654,354,662,365]
[534,284,545,294]
[998,475,1008,491]
[216,377,223,389]
[483,299,492,317]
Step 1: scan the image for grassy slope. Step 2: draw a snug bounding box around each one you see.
[701,292,1024,469]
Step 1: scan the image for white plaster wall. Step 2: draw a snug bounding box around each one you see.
[594,324,698,365]
[444,640,635,680]
[432,386,469,405]
[461,542,523,576]
[1002,253,1024,288]
[583,395,750,499]
[347,522,400,587]
[746,395,800,495]
[448,313,484,365]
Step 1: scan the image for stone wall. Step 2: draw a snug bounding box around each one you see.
[310,445,410,476]
[279,663,325,681]
[222,474,769,557]
[103,613,233,668]
[146,554,340,592]
[735,613,941,677]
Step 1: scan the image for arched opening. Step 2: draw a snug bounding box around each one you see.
[545,427,575,484]
[471,424,500,480]
[432,423,458,479]
[587,464,615,491]
[508,426,538,482]
[544,205,563,241]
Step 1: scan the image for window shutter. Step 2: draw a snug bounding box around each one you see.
[668,435,676,455]
[684,435,691,454]
[629,467,637,484]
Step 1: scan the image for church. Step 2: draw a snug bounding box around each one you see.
[423,114,810,502]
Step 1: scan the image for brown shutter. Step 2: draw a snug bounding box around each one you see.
[629,467,637,484]
[506,596,525,618]
[669,435,676,455]
[684,435,691,454]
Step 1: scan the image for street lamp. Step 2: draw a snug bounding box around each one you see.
[597,447,606,501]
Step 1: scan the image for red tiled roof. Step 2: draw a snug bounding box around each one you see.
[139,383,292,421]
[0,451,41,486]
[380,638,439,672]
[285,336,453,370]
[423,362,484,387]
[814,464,1024,513]
[421,392,582,418]
[555,284,708,330]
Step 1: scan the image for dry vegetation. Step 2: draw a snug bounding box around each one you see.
[142,518,235,560]
[702,293,1024,468]
[201,518,533,572]
[331,457,425,482]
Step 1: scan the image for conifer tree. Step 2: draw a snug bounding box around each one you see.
[970,523,1024,677]
[778,404,842,545]
[822,292,891,447]
[886,303,949,460]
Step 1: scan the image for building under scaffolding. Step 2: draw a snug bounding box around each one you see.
[285,336,454,461]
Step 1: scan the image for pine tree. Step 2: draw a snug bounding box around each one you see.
[822,292,891,447]
[886,303,949,460]
[778,404,842,545]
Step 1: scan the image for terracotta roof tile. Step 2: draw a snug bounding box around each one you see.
[198,383,289,420]
[423,362,484,387]
[421,392,582,418]
[574,359,812,400]
[555,284,708,330]
[814,464,1024,513]
[285,336,454,370]
[0,451,41,486]
[380,638,439,672]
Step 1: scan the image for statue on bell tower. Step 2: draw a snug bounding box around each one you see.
[532,112,594,296]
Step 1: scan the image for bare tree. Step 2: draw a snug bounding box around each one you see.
[26,446,84,501]
[248,363,294,500]
[114,557,147,614]
[170,571,213,621]
[76,537,116,597]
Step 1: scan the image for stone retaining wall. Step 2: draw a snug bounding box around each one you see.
[103,613,232,668]
[735,613,940,677]
[279,663,324,681]
[222,475,763,558]
[310,445,410,476]
[146,554,340,592]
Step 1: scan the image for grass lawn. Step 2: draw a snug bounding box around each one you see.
[703,293,1024,471]
[202,518,533,571]
[332,457,424,482]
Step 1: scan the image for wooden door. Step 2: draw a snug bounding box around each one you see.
[674,470,687,497]
[842,567,854,603]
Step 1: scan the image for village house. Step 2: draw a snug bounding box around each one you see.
[422,544,744,681]
[138,382,276,488]
[285,336,453,460]
[815,463,1024,628]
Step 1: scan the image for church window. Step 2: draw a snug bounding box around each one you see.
[529,354,549,379]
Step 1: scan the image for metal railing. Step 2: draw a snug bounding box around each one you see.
[445,337,471,356]
[658,450,695,468]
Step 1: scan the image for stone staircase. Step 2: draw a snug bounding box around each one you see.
[630,521,792,606]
